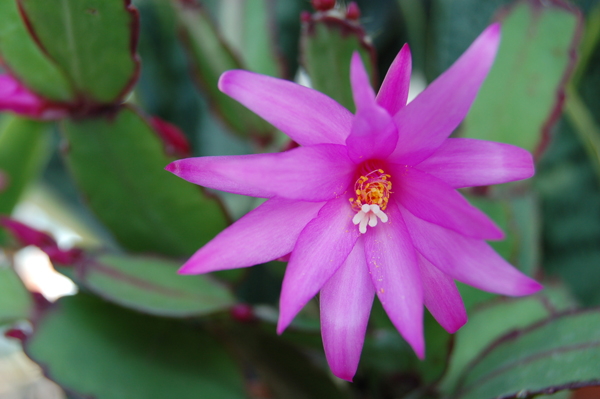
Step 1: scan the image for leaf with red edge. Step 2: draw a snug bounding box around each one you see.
[61,105,228,257]
[453,309,600,399]
[67,253,235,318]
[0,217,82,265]
[440,284,577,396]
[173,0,275,139]
[301,9,377,112]
[18,0,140,105]
[461,0,582,156]
[0,0,75,101]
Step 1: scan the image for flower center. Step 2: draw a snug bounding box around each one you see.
[348,164,391,234]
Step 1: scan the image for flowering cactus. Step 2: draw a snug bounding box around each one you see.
[0,0,598,398]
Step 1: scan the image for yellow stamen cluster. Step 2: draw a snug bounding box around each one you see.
[349,168,392,212]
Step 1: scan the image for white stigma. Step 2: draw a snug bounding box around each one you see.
[352,204,388,234]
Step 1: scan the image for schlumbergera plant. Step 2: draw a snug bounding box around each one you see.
[1,0,600,398]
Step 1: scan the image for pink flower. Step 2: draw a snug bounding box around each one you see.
[0,74,67,119]
[166,23,542,381]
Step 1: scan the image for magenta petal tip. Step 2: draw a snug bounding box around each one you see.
[488,21,501,36]
[177,264,194,275]
[333,371,354,383]
[217,70,234,93]
[521,280,544,296]
[165,161,178,174]
[276,320,287,335]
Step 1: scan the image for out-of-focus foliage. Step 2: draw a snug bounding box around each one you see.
[62,106,228,256]
[0,264,31,324]
[0,0,599,398]
[25,293,247,399]
[64,254,235,317]
[0,116,52,216]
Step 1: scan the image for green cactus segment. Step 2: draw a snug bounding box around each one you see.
[454,309,600,399]
[441,286,577,396]
[67,254,235,318]
[62,106,228,257]
[301,15,376,113]
[462,1,580,153]
[0,265,32,325]
[0,116,52,216]
[18,0,139,104]
[0,0,74,101]
[173,1,274,138]
[25,293,246,399]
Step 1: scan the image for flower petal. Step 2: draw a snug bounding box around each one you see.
[390,165,504,240]
[350,52,376,111]
[277,195,360,334]
[417,253,466,334]
[364,200,424,358]
[346,52,399,162]
[320,237,374,382]
[219,70,352,146]
[376,44,411,115]
[389,23,501,165]
[346,106,399,163]
[346,53,399,162]
[166,144,355,201]
[179,199,324,274]
[401,207,543,296]
[416,138,534,188]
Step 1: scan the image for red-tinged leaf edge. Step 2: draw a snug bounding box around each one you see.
[174,3,243,108]
[60,104,233,229]
[14,0,141,115]
[67,254,235,318]
[256,0,289,79]
[0,216,83,265]
[174,0,276,146]
[493,0,583,160]
[453,307,600,399]
[300,10,378,88]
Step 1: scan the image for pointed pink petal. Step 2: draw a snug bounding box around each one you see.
[320,237,374,382]
[364,201,425,358]
[219,70,352,146]
[350,52,376,111]
[346,53,399,162]
[390,165,504,240]
[277,195,360,333]
[376,44,412,115]
[401,207,543,296]
[417,253,466,333]
[416,138,534,188]
[179,199,323,274]
[388,24,501,165]
[166,144,355,201]
[346,106,399,163]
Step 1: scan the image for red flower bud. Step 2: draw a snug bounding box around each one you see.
[346,2,361,20]
[300,10,312,23]
[150,117,192,158]
[311,0,335,12]
[230,303,255,323]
